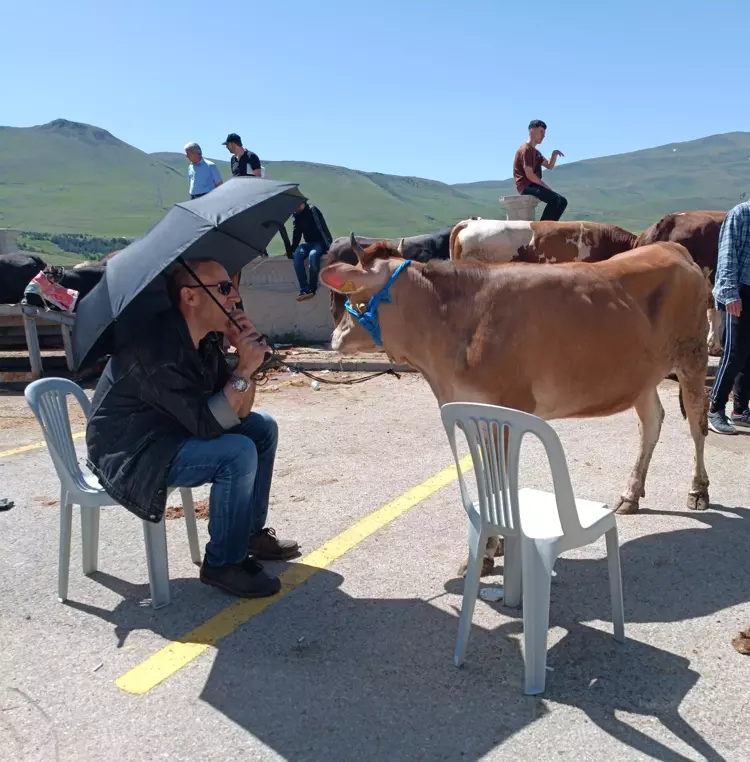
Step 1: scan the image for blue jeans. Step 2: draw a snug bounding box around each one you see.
[293,242,325,293]
[167,411,278,566]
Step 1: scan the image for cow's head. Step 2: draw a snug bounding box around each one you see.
[321,234,406,354]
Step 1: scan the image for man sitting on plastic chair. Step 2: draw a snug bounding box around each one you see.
[86,259,299,599]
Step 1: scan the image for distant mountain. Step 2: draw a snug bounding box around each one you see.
[455,132,750,232]
[1,119,748,246]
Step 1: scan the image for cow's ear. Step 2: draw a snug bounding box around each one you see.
[319,262,381,294]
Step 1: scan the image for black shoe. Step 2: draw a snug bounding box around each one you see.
[248,527,300,560]
[200,557,281,598]
[731,409,750,428]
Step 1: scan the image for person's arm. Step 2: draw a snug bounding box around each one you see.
[523,146,549,189]
[714,210,747,315]
[290,213,302,251]
[248,152,262,177]
[211,164,223,188]
[542,149,564,169]
[318,209,333,248]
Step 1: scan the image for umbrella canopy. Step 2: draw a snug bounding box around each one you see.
[71,176,305,371]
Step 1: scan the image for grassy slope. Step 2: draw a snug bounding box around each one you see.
[455,132,750,232]
[1,120,748,243]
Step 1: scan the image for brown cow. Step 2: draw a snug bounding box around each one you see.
[320,236,710,576]
[449,218,637,265]
[635,210,727,356]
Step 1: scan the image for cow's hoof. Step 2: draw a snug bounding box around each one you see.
[456,557,496,578]
[732,629,750,655]
[687,491,710,511]
[708,346,723,357]
[614,497,640,515]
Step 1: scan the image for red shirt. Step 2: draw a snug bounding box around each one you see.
[513,143,545,193]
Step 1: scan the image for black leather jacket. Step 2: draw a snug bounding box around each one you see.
[86,309,239,522]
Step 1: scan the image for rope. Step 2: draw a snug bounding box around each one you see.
[250,341,402,386]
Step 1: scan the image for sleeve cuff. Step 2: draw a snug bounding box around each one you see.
[208,392,241,430]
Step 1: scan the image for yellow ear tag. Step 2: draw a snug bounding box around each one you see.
[341,280,356,293]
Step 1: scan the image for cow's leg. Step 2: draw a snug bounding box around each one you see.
[707,307,722,356]
[675,363,710,511]
[614,387,664,515]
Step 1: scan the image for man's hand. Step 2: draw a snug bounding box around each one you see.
[727,299,742,317]
[551,149,564,159]
[226,311,268,376]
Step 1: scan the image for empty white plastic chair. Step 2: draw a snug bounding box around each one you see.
[441,402,625,694]
[25,377,202,609]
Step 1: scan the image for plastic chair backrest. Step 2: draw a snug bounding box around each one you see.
[440,402,583,537]
[24,377,92,494]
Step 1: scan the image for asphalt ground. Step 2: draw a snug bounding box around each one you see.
[1,371,749,762]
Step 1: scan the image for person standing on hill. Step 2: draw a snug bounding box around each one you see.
[512,119,567,221]
[289,200,333,301]
[707,199,750,435]
[223,133,262,177]
[185,142,223,199]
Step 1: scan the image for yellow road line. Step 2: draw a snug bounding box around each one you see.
[0,431,85,459]
[115,453,473,696]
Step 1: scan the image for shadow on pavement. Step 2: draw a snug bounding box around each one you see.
[65,507,747,761]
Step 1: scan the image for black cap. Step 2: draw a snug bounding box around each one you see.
[223,132,241,145]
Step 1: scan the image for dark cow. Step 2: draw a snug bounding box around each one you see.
[0,253,48,304]
[327,228,451,323]
[635,210,727,355]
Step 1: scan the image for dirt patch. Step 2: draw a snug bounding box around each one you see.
[732,629,750,655]
[166,498,210,520]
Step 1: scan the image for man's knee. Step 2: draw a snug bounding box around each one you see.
[557,194,568,211]
[219,434,258,474]
[240,411,278,448]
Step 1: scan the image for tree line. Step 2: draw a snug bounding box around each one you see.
[19,231,132,260]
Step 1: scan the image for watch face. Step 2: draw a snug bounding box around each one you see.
[232,376,249,392]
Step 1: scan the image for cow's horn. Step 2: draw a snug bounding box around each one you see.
[397,238,405,254]
[350,232,366,262]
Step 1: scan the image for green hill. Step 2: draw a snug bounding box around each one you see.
[1,119,749,251]
[455,132,750,232]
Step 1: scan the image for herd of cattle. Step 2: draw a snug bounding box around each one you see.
[328,209,728,356]
[0,208,727,358]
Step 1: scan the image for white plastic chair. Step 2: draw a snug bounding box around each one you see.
[25,377,202,610]
[441,402,625,694]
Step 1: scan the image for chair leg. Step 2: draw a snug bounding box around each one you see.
[143,519,171,609]
[180,488,202,566]
[503,535,522,608]
[606,526,625,643]
[522,541,553,695]
[58,492,73,603]
[454,518,487,667]
[81,505,101,575]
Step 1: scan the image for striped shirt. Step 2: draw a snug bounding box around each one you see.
[713,200,750,307]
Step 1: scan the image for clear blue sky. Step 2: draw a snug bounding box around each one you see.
[2,0,747,184]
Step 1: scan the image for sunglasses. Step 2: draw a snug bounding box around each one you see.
[183,280,235,296]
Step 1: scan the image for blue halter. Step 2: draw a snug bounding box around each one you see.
[344,260,411,347]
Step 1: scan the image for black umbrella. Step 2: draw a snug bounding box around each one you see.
[71,177,305,371]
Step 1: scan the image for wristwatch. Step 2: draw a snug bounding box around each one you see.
[230,374,250,393]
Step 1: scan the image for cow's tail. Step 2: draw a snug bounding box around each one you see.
[449,220,470,261]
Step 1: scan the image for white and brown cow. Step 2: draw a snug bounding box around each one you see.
[449,218,637,265]
[321,236,710,577]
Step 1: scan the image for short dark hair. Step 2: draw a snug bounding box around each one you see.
[167,258,218,305]
[528,120,547,130]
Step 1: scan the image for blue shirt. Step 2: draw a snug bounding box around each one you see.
[713,201,750,307]
[188,158,223,195]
